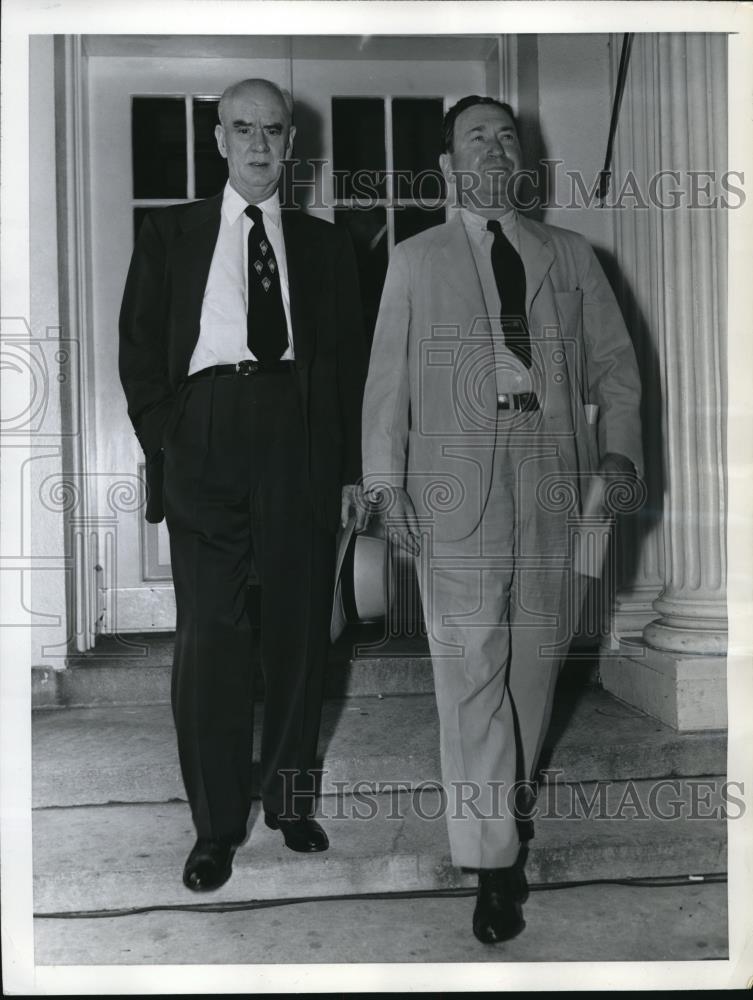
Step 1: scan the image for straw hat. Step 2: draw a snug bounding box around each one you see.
[330,516,391,643]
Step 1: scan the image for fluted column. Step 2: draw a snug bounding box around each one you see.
[601,33,727,728]
[641,33,727,655]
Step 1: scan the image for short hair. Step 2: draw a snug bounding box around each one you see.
[442,96,517,153]
[217,78,294,127]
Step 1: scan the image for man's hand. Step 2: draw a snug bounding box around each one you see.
[593,452,637,517]
[341,484,370,532]
[379,486,421,557]
[598,452,635,478]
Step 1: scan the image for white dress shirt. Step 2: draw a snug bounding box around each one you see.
[188,182,294,375]
[460,206,533,396]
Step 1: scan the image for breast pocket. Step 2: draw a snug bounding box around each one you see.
[554,289,583,336]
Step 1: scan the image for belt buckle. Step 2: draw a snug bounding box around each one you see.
[236,360,259,376]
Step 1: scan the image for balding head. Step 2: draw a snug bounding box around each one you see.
[214,77,296,204]
[218,78,293,128]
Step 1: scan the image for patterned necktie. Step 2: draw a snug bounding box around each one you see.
[244,204,288,363]
[486,219,532,369]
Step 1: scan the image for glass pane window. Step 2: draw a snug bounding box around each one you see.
[392,98,446,202]
[332,95,447,340]
[193,98,227,198]
[131,93,223,247]
[335,208,388,349]
[332,98,387,200]
[132,97,187,199]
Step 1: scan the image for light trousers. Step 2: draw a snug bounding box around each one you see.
[416,412,577,869]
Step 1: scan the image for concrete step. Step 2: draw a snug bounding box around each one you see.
[32,688,727,809]
[33,781,727,915]
[32,627,436,708]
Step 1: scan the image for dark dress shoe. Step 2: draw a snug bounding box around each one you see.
[473,868,526,944]
[182,838,237,892]
[264,813,329,853]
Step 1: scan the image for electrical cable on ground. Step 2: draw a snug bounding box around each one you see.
[35,871,727,920]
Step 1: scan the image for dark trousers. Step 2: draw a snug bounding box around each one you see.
[163,369,335,844]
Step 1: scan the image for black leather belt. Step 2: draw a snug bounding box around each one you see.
[187,360,295,381]
[497,391,540,412]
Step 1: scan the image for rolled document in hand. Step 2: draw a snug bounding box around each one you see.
[573,473,611,578]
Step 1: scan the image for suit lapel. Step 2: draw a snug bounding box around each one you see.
[436,213,487,320]
[171,194,222,360]
[517,216,555,316]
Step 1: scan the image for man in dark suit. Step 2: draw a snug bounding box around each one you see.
[119,78,367,891]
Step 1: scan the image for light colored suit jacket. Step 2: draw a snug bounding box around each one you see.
[362,211,643,542]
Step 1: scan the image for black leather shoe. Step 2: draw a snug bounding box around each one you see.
[473,868,526,944]
[182,838,237,892]
[264,813,329,853]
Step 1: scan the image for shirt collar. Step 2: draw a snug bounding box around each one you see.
[223,181,282,229]
[460,205,518,236]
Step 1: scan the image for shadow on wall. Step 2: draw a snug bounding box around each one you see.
[516,107,550,223]
[595,245,665,624]
[516,107,663,635]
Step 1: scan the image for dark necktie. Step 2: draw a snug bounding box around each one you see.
[486,219,532,369]
[244,204,288,363]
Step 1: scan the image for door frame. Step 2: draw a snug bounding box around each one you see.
[57,33,517,649]
[57,35,102,652]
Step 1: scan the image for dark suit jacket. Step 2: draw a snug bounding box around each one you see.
[119,193,367,527]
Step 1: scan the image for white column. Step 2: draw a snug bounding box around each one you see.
[643,33,727,655]
[601,34,728,728]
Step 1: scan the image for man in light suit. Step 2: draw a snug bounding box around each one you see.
[119,79,367,891]
[362,96,642,943]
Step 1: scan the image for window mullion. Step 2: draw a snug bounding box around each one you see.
[384,97,395,255]
[133,199,193,207]
[186,95,195,201]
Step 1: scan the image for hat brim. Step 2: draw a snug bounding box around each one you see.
[330,515,358,643]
